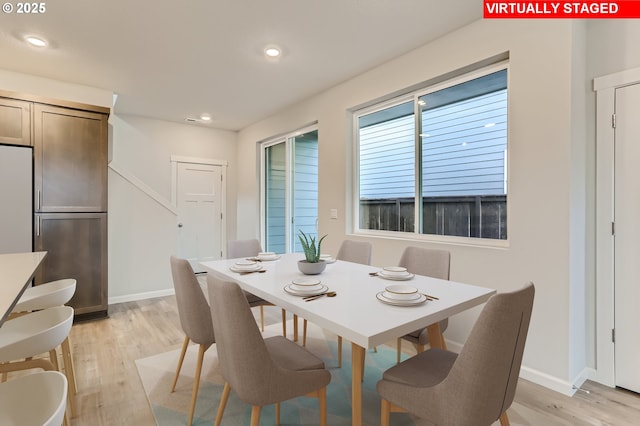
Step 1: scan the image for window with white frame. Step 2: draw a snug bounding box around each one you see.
[355,66,508,240]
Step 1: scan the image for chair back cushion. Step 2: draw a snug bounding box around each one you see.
[446,282,535,423]
[398,246,450,280]
[169,256,215,345]
[336,240,372,265]
[227,239,262,259]
[206,276,275,403]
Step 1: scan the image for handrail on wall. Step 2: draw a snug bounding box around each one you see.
[108,162,178,215]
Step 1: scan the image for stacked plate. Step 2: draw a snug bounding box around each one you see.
[284,277,328,297]
[229,260,262,273]
[377,266,415,281]
[256,251,280,261]
[376,284,427,306]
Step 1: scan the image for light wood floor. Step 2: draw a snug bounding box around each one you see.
[62,295,640,425]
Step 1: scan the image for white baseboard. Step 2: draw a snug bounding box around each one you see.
[108,288,175,305]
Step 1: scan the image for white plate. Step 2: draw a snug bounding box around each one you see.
[291,283,324,292]
[377,271,415,281]
[256,253,280,261]
[284,284,329,296]
[382,291,421,301]
[292,277,321,286]
[376,291,427,306]
[230,263,262,273]
[382,266,408,276]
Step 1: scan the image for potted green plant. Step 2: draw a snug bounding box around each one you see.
[297,230,328,275]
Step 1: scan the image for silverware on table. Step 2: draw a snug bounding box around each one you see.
[303,291,337,301]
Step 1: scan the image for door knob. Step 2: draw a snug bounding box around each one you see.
[178,223,183,228]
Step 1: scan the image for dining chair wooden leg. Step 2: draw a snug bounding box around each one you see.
[214,382,231,426]
[396,338,402,364]
[303,319,308,347]
[416,343,426,353]
[188,344,209,425]
[360,351,366,382]
[293,314,299,342]
[380,398,391,426]
[318,386,327,426]
[250,405,262,426]
[60,339,77,417]
[276,402,281,425]
[260,306,265,332]
[171,336,190,392]
[281,309,287,337]
[499,411,510,425]
[337,336,342,368]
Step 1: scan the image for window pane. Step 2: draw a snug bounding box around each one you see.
[358,101,415,232]
[292,130,319,252]
[420,69,507,239]
[265,142,286,252]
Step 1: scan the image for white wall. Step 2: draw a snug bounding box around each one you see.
[108,114,238,302]
[237,19,588,394]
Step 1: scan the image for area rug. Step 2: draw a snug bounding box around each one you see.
[135,320,419,425]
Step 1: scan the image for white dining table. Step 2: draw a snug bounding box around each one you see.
[0,251,47,327]
[201,253,495,426]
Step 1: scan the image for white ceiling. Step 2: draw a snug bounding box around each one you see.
[0,0,482,130]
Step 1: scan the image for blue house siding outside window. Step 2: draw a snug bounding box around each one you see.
[357,67,508,240]
[264,129,319,253]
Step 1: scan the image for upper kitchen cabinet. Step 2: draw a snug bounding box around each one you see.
[33,104,108,212]
[0,97,31,146]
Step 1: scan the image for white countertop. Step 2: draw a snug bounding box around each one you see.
[0,251,47,326]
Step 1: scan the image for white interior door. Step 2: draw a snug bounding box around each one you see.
[176,162,223,273]
[614,82,640,393]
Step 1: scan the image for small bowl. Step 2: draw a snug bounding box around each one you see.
[384,284,418,300]
[292,277,321,286]
[257,251,277,259]
[291,283,323,292]
[234,260,258,270]
[382,266,409,277]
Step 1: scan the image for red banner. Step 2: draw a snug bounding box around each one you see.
[484,1,640,18]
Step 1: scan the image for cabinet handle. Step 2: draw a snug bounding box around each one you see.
[36,216,41,237]
[36,190,41,211]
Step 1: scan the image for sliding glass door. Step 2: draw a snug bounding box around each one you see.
[262,127,319,253]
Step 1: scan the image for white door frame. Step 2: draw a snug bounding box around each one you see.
[594,66,640,387]
[171,155,228,257]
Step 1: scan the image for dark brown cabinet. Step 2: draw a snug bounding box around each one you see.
[0,98,31,146]
[33,104,108,213]
[34,213,108,316]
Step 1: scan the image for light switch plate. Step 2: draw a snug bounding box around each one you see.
[330,208,338,219]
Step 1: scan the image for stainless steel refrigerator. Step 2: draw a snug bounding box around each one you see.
[0,144,32,254]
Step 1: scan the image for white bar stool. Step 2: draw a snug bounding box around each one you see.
[0,306,74,422]
[10,279,78,417]
[0,371,68,426]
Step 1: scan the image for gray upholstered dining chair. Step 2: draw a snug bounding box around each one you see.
[302,239,373,369]
[377,282,535,426]
[169,256,216,425]
[207,276,331,426]
[227,239,287,335]
[396,246,451,363]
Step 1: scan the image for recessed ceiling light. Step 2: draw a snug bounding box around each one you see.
[264,47,281,58]
[200,114,212,121]
[25,36,47,47]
